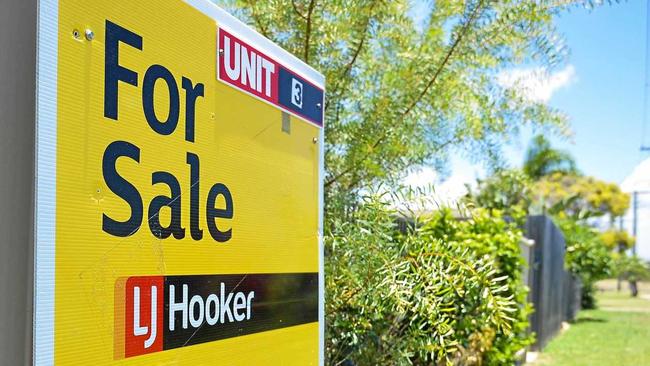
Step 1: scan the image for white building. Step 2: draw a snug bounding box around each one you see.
[620,157,650,260]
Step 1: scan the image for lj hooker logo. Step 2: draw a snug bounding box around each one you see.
[121,277,164,358]
[115,274,318,359]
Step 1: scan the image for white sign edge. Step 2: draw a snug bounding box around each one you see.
[317,127,325,366]
[34,0,58,364]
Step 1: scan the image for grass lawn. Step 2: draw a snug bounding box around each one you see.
[532,290,650,366]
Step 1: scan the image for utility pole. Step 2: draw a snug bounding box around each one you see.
[633,191,638,256]
[618,213,625,292]
[629,190,650,255]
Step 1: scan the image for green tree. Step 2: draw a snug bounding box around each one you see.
[601,229,643,295]
[523,134,578,179]
[225,0,576,215]
[533,172,630,220]
[601,229,635,253]
[613,255,650,297]
[464,168,532,221]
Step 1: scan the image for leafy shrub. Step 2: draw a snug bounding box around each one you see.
[555,218,612,309]
[464,169,532,222]
[325,194,530,365]
[425,209,533,364]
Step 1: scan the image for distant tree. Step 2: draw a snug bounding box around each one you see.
[601,229,642,294]
[464,168,532,221]
[533,173,630,221]
[613,255,650,297]
[601,229,635,253]
[523,135,578,180]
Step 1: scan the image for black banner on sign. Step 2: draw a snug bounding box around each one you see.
[162,273,318,350]
[277,67,324,126]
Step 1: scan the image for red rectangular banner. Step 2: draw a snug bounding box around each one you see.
[218,28,279,105]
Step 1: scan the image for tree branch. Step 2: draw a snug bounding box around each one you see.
[325,37,366,111]
[325,3,376,111]
[249,4,271,38]
[303,0,317,63]
[340,136,460,190]
[325,0,486,189]
[325,135,459,189]
[291,0,308,20]
[400,0,485,119]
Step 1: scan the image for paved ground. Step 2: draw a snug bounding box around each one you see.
[596,280,650,313]
[595,279,650,293]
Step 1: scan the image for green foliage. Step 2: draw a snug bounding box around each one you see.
[465,135,630,310]
[533,173,630,220]
[464,168,532,221]
[523,135,578,180]
[325,192,530,365]
[425,209,533,364]
[558,219,613,283]
[555,218,613,309]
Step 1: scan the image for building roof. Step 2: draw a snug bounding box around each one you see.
[621,157,650,193]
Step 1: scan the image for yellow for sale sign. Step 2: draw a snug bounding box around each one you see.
[34,0,324,364]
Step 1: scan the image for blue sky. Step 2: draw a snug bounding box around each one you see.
[524,0,647,184]
[408,1,650,197]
